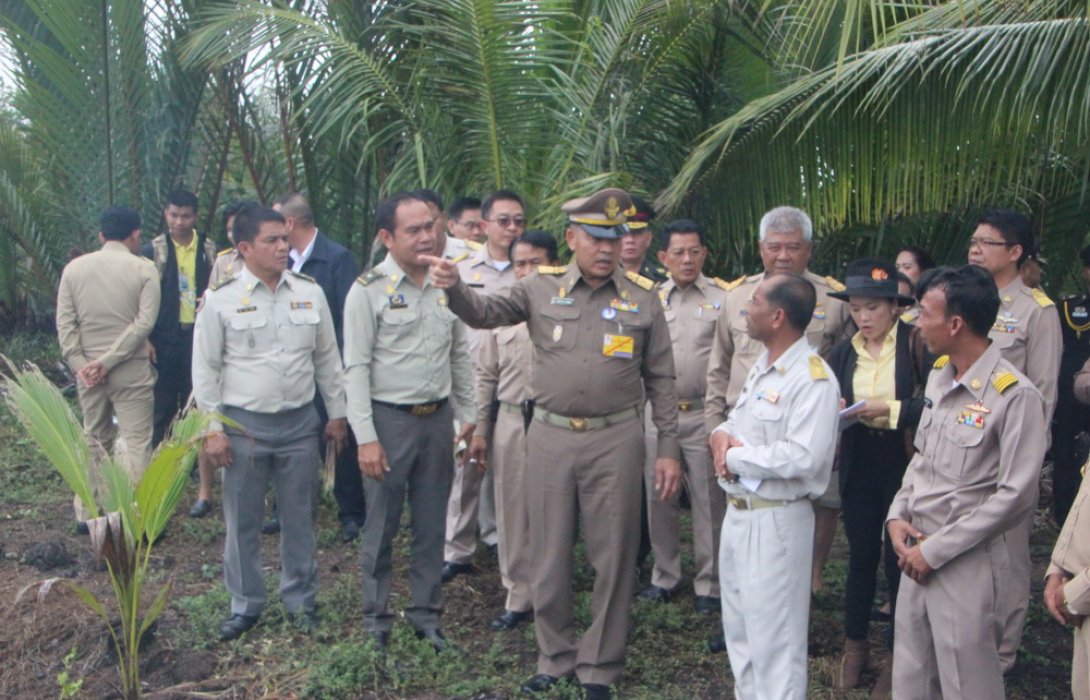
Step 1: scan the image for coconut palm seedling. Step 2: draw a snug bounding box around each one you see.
[4,359,216,700]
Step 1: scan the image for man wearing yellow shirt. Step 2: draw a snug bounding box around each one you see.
[141,189,217,446]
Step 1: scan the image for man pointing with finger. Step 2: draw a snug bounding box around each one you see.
[423,187,681,700]
[343,191,476,653]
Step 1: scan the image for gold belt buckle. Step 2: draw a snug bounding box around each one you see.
[569,417,588,432]
[729,496,748,510]
[411,403,438,417]
[678,400,692,412]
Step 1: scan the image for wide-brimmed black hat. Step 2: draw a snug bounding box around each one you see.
[828,258,915,305]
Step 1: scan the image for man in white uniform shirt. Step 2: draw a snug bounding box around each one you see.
[709,273,840,699]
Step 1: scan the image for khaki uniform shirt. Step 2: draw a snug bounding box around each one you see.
[713,336,840,501]
[56,241,161,372]
[192,265,346,432]
[209,248,243,287]
[457,246,516,358]
[658,274,729,402]
[887,346,1046,570]
[446,265,681,459]
[443,236,481,260]
[704,270,852,432]
[343,254,475,444]
[989,277,1062,420]
[476,323,532,440]
[1047,470,1090,614]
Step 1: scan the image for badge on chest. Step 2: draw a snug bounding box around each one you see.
[603,334,634,358]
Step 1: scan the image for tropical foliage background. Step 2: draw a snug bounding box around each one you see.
[1,0,1089,326]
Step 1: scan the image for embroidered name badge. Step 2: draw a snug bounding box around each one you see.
[551,296,574,306]
[387,294,408,309]
[236,306,257,313]
[290,301,313,310]
[603,334,634,358]
[956,410,985,429]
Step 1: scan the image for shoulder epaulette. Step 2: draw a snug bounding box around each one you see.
[356,268,385,286]
[899,310,917,324]
[538,265,567,275]
[825,276,846,293]
[808,355,829,380]
[933,355,950,369]
[1030,287,1055,308]
[625,270,655,291]
[217,247,235,257]
[714,276,746,292]
[448,252,470,264]
[465,239,483,251]
[209,276,237,292]
[289,270,316,283]
[992,371,1019,394]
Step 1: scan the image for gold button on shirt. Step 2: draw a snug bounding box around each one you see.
[850,328,901,429]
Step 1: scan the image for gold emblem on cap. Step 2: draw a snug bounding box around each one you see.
[605,196,620,220]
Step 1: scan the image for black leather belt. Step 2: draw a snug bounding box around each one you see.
[373,397,448,417]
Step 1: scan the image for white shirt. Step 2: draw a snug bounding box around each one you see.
[713,336,840,501]
[289,229,319,272]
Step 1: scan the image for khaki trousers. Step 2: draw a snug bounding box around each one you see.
[720,498,813,700]
[528,416,643,685]
[492,407,532,612]
[998,503,1035,671]
[892,537,1008,699]
[74,358,155,521]
[644,408,723,596]
[444,426,497,563]
[1073,618,1090,700]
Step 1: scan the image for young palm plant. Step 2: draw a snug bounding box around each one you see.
[4,360,213,700]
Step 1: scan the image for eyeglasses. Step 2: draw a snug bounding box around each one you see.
[967,238,1012,250]
[486,215,526,229]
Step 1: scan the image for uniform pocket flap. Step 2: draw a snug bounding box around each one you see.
[229,313,268,331]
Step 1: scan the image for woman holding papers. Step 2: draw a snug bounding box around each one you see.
[825,258,932,695]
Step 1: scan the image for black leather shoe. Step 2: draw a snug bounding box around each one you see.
[289,609,318,634]
[261,515,280,535]
[707,631,727,654]
[582,683,611,700]
[415,627,449,652]
[491,609,533,631]
[219,613,259,641]
[520,674,566,695]
[638,585,674,602]
[340,521,361,543]
[74,521,90,535]
[440,561,473,583]
[694,595,721,614]
[188,499,212,518]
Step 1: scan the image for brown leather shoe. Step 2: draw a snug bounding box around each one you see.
[831,638,869,689]
[870,657,892,699]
